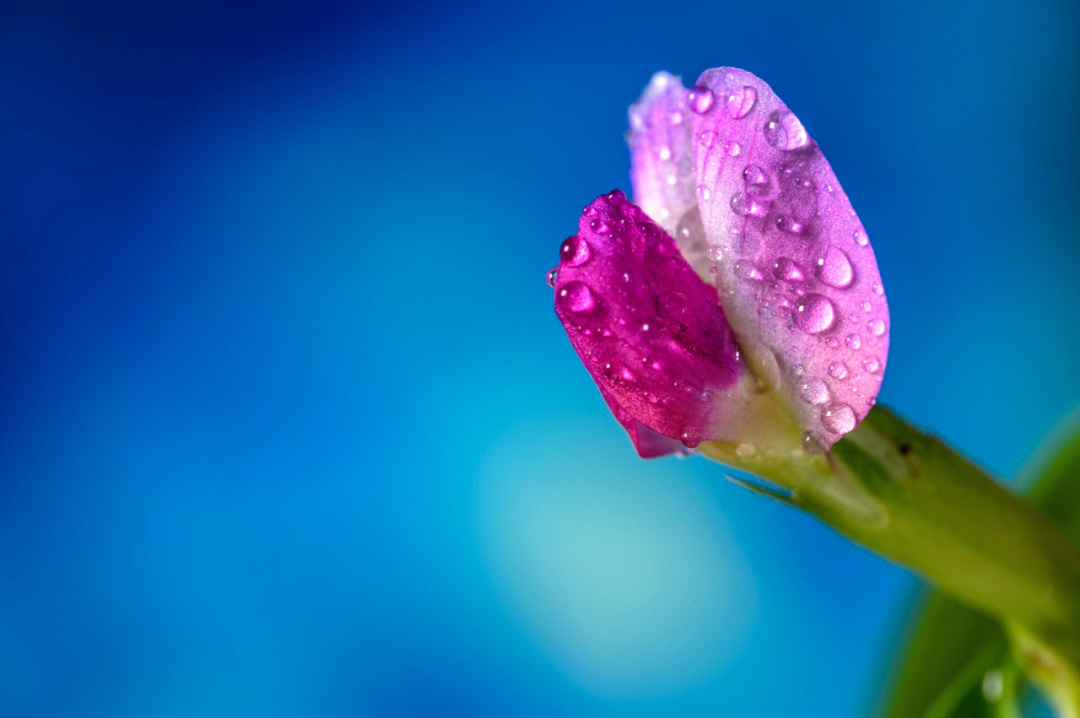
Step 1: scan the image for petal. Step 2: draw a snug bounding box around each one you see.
[626,73,708,268]
[684,67,889,445]
[552,190,742,456]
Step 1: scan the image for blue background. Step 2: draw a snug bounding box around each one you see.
[3,1,1079,715]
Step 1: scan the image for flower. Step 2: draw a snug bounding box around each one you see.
[551,68,889,457]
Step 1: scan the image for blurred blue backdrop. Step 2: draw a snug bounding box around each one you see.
[3,1,1079,715]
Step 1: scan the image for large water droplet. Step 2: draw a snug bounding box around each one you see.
[730,192,768,217]
[558,281,596,313]
[794,293,836,334]
[816,246,854,288]
[798,377,829,405]
[725,86,757,118]
[560,236,591,266]
[763,110,809,151]
[687,85,715,114]
[773,257,805,282]
[546,268,558,287]
[821,403,856,434]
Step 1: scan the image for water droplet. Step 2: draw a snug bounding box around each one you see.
[725,140,741,156]
[687,85,715,113]
[646,392,660,404]
[742,164,769,192]
[658,146,672,161]
[698,129,717,147]
[725,85,757,118]
[872,282,884,296]
[845,333,861,349]
[816,246,854,288]
[776,215,806,235]
[680,430,701,448]
[828,362,849,380]
[557,281,596,313]
[735,260,764,282]
[546,268,558,287]
[825,337,840,349]
[798,377,829,405]
[862,356,881,373]
[560,236,591,266]
[861,301,873,312]
[676,207,706,252]
[708,245,723,261]
[619,366,636,382]
[669,110,684,126]
[821,403,856,434]
[791,364,805,377]
[591,218,610,234]
[731,192,768,217]
[853,229,868,246]
[982,670,1004,702]
[802,430,827,454]
[763,110,809,151]
[794,293,836,334]
[868,318,886,336]
[773,257,805,282]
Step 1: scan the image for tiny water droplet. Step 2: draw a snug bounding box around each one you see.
[799,377,829,405]
[794,293,836,334]
[816,246,854,288]
[669,110,684,126]
[773,257,805,282]
[546,268,558,287]
[776,215,806,234]
[853,229,868,246]
[731,192,768,217]
[735,260,765,282]
[658,146,672,161]
[791,364,805,377]
[591,218,610,234]
[687,85,715,114]
[698,129,717,147]
[862,356,881,373]
[828,362,849,380]
[825,336,840,349]
[708,245,724,261]
[726,85,757,118]
[763,110,809,150]
[821,403,856,434]
[802,430,827,454]
[872,282,884,296]
[868,318,886,336]
[742,164,770,192]
[560,236,591,266]
[557,281,596,313]
[725,140,741,156]
[845,333,861,349]
[676,207,705,252]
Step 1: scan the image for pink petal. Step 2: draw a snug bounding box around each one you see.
[552,190,742,456]
[628,68,889,446]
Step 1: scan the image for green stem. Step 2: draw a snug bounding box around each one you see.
[699,405,1080,715]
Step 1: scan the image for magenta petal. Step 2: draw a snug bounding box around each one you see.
[683,67,889,443]
[553,191,742,456]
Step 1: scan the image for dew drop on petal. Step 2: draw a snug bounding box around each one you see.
[798,377,829,405]
[802,430,827,454]
[845,333,861,349]
[816,246,854,288]
[773,257,805,282]
[731,192,768,217]
[776,215,806,235]
[698,129,718,147]
[742,164,769,192]
[735,260,765,282]
[725,85,757,118]
[821,403,857,434]
[688,85,715,114]
[853,229,868,246]
[828,362,849,380]
[725,140,742,156]
[560,236,591,266]
[868,318,886,336]
[557,281,596,313]
[763,110,809,151]
[862,356,881,373]
[794,293,836,334]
